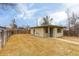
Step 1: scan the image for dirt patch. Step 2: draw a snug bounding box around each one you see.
[62,36,79,42]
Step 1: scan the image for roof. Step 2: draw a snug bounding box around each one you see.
[0,26,6,29]
[0,26,6,30]
[31,25,65,29]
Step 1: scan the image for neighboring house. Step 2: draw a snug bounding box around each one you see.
[30,25,64,37]
[0,26,6,30]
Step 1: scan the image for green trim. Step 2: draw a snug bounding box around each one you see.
[31,25,65,29]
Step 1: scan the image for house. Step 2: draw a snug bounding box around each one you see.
[30,25,64,37]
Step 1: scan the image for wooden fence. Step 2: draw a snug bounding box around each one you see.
[0,29,30,49]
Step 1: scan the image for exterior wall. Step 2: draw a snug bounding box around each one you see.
[31,28,44,37]
[43,28,48,37]
[44,27,53,37]
[44,33,48,37]
[50,28,54,37]
[31,27,64,38]
[53,28,63,37]
[30,29,34,35]
[35,28,44,37]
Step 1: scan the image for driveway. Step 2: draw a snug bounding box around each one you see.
[54,38,79,45]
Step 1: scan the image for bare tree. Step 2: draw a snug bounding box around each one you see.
[65,8,71,36]
[10,18,17,29]
[65,8,79,36]
[70,12,77,35]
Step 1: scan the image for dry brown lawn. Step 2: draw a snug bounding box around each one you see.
[0,34,79,56]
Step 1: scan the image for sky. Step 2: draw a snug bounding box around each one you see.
[0,3,79,27]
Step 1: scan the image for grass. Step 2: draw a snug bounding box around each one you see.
[0,34,79,56]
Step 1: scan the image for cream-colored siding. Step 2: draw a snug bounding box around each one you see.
[44,28,53,37]
[53,28,57,37]
[34,28,44,37]
[31,27,64,38]
[53,28,63,37]
[30,29,34,35]
[31,28,44,37]
[44,33,48,37]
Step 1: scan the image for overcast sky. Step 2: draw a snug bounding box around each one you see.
[0,3,79,27]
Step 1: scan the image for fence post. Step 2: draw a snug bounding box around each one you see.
[0,30,3,48]
[3,30,8,47]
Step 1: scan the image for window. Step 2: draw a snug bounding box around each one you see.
[57,28,61,33]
